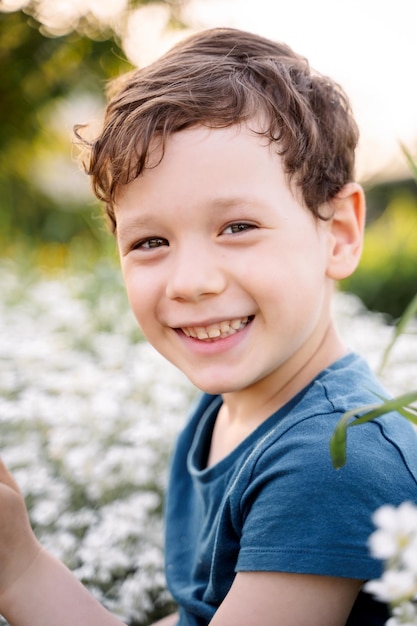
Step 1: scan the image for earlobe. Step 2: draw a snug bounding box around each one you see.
[326,182,366,281]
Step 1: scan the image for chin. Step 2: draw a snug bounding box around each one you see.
[189,376,246,396]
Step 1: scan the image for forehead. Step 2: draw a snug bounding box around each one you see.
[116,121,288,204]
[113,122,312,243]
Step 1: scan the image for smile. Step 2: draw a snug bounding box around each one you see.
[181,316,253,341]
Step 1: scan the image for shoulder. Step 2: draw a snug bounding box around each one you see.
[234,356,417,562]
[247,354,417,497]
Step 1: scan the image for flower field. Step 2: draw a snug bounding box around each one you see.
[0,259,416,625]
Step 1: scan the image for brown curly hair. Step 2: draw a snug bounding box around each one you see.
[75,27,359,231]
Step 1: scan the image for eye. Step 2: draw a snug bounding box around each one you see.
[222,222,256,235]
[134,237,169,250]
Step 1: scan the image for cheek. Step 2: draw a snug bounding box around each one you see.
[123,271,157,328]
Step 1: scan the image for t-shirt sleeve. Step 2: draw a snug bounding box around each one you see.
[235,414,417,580]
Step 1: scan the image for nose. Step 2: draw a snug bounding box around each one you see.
[165,242,226,302]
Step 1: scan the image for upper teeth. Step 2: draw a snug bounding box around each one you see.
[182,317,250,340]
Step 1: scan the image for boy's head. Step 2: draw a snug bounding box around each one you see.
[78,27,359,231]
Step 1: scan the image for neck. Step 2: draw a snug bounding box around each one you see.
[220,321,347,426]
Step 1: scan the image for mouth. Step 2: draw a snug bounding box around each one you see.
[179,315,254,341]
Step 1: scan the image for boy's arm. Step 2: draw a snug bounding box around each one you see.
[209,571,362,626]
[0,459,126,626]
[0,549,128,626]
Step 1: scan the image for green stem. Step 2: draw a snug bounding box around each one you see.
[330,391,417,469]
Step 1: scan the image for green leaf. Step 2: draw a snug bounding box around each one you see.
[400,142,417,182]
[330,402,381,469]
[330,391,417,469]
[329,424,347,469]
[331,143,417,469]
[379,292,417,374]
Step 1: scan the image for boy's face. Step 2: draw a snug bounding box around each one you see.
[115,122,339,400]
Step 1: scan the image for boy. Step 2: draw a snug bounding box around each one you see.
[0,27,416,626]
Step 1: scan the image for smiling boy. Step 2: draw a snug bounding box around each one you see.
[0,27,417,626]
[116,123,347,405]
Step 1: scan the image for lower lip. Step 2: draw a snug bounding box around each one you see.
[175,321,253,355]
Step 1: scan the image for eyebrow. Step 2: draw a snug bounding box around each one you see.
[208,196,260,210]
[116,217,151,241]
[116,195,261,238]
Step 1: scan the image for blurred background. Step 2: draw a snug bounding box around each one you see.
[1,0,416,318]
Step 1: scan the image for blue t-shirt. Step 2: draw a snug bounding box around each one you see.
[164,353,417,625]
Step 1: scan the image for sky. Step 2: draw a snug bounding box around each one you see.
[128,0,417,183]
[3,0,414,185]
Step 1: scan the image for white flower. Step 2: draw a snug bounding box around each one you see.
[367,503,417,624]
[2,264,417,624]
[0,0,29,11]
[402,533,417,579]
[123,5,188,68]
[86,0,128,24]
[34,0,87,34]
[403,537,417,575]
[369,503,417,561]
[365,570,416,603]
[386,601,417,626]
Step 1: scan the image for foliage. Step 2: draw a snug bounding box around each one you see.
[331,149,417,471]
[330,390,417,470]
[329,312,417,623]
[0,9,118,248]
[339,146,417,319]
[379,292,417,374]
[0,1,186,253]
[330,289,417,470]
[402,143,417,182]
[341,190,417,319]
[330,153,417,624]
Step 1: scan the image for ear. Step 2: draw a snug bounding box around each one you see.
[325,182,366,281]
